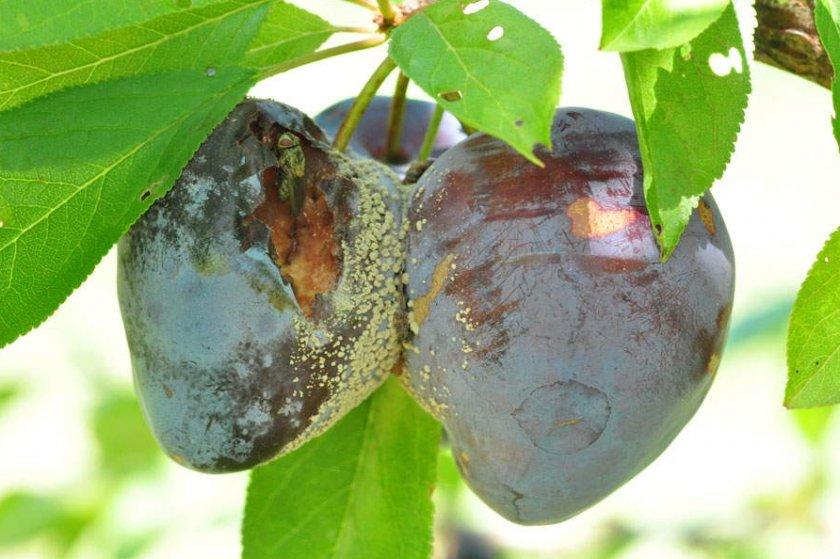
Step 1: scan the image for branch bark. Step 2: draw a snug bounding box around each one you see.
[754,0,834,89]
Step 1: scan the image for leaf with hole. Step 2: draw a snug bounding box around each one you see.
[242,377,441,559]
[0,68,255,349]
[389,0,563,164]
[600,0,728,52]
[621,4,749,258]
[786,227,840,408]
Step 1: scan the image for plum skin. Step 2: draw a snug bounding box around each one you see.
[118,99,406,473]
[315,96,466,172]
[403,108,735,525]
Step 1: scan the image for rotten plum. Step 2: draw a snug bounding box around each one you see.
[403,107,735,525]
[315,96,467,173]
[118,99,406,473]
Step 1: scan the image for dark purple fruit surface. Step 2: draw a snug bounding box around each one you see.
[315,96,466,173]
[403,107,735,524]
[118,99,405,473]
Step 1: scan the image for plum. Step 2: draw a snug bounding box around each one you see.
[118,99,406,473]
[315,96,466,174]
[403,108,735,524]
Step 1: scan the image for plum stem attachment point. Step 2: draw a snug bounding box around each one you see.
[417,104,445,161]
[333,56,398,152]
[256,35,386,81]
[385,72,410,163]
[377,0,398,26]
[341,0,378,12]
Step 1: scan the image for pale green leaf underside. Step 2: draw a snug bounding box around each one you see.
[814,0,840,151]
[0,0,269,111]
[601,0,728,52]
[621,4,749,258]
[242,1,336,70]
[786,227,840,408]
[389,0,563,164]
[0,68,254,348]
[242,377,441,559]
[0,0,225,50]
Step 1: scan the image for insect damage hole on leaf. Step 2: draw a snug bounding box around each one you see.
[708,48,744,77]
[439,90,463,102]
[487,26,504,41]
[463,0,490,15]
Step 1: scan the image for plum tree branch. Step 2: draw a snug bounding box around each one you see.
[754,0,834,89]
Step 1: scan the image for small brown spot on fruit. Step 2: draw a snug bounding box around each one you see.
[566,197,638,238]
[163,384,173,398]
[411,253,456,330]
[140,190,152,201]
[459,451,471,466]
[698,200,716,235]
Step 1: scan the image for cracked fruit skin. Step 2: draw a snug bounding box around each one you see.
[403,107,735,525]
[118,99,406,473]
[315,96,466,173]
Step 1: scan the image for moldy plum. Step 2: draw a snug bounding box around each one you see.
[118,99,406,473]
[315,96,466,174]
[403,108,735,524]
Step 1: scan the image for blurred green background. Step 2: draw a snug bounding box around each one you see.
[1,1,839,558]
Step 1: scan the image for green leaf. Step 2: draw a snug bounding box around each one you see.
[791,407,835,446]
[243,1,337,70]
[0,0,226,50]
[786,227,840,408]
[600,0,728,52]
[0,67,254,349]
[815,0,840,150]
[621,4,749,258]
[0,0,269,111]
[0,493,69,548]
[0,383,21,414]
[389,0,563,164]
[93,391,161,478]
[242,377,441,559]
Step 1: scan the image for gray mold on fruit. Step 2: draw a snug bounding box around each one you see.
[403,108,735,524]
[118,99,406,472]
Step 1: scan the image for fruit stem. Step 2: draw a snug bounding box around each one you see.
[333,56,398,152]
[377,0,398,25]
[341,0,378,11]
[385,72,410,162]
[257,36,386,81]
[417,104,444,161]
[335,26,381,34]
